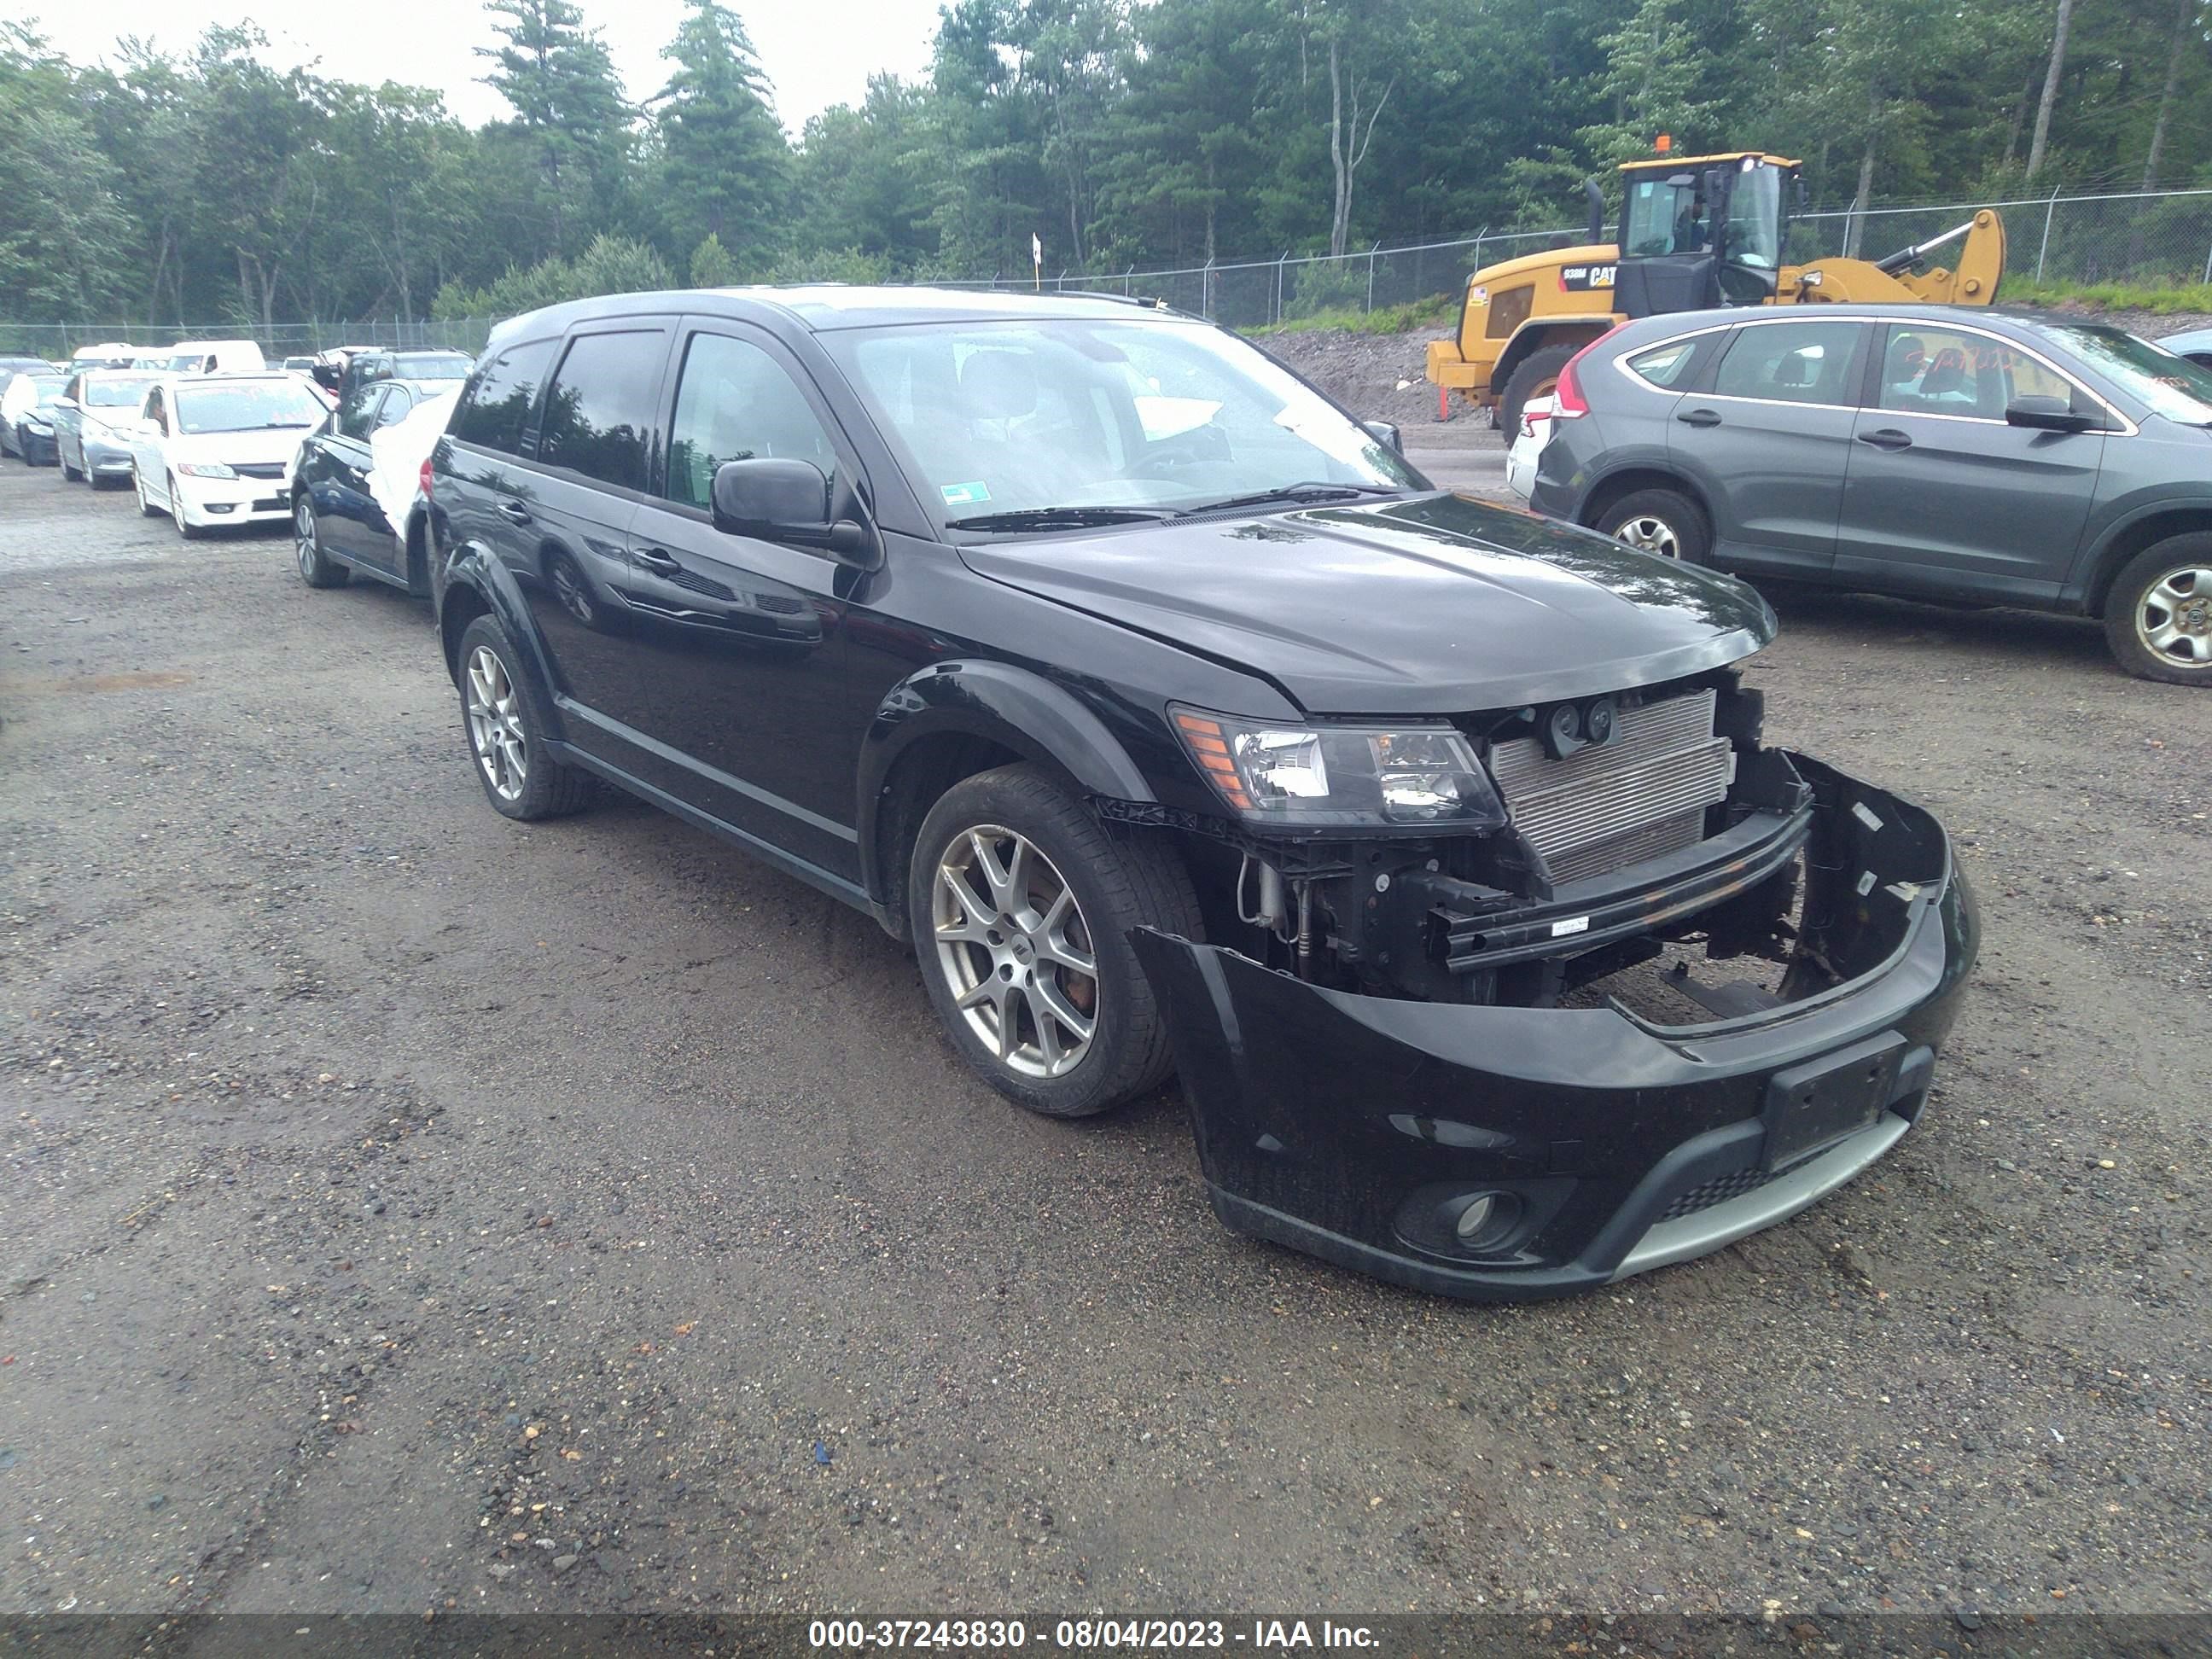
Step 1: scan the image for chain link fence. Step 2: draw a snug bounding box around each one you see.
[0,315,492,362]
[8,188,2210,355]
[943,187,2212,328]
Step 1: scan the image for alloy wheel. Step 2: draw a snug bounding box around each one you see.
[464,645,529,802]
[930,824,1099,1079]
[1615,515,1682,558]
[2135,566,2212,667]
[170,476,187,536]
[295,497,318,579]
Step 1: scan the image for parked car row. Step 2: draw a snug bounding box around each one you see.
[3,349,469,579]
[1503,306,2212,684]
[275,283,1979,1303]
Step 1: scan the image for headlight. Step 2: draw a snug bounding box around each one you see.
[1171,705,1508,830]
[176,463,236,480]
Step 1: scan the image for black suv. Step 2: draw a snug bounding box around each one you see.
[428,287,1976,1301]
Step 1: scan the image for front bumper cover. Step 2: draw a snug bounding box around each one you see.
[1131,754,1978,1301]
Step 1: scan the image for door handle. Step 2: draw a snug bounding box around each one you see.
[631,546,682,575]
[1675,408,1722,428]
[1857,428,1913,451]
[496,499,533,524]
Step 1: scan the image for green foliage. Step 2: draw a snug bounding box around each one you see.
[654,0,790,266]
[1249,291,1463,336]
[8,0,2212,331]
[2001,277,2212,316]
[689,233,738,287]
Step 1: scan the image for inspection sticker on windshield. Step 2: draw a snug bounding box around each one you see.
[940,481,991,506]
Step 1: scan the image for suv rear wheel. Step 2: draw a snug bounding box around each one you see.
[294,495,350,589]
[908,765,1199,1118]
[454,615,596,819]
[1597,486,1712,565]
[2104,535,2212,685]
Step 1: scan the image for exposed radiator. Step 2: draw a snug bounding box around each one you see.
[1486,689,1733,884]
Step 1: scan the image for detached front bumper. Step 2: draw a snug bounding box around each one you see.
[1131,756,1978,1301]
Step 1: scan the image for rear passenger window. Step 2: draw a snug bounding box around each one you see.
[1625,337,1714,388]
[538,331,663,491]
[450,338,558,455]
[664,333,838,512]
[1714,321,1861,405]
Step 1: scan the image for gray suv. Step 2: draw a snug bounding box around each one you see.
[1527,305,2212,684]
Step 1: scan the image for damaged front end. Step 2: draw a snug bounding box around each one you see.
[1132,668,1978,1301]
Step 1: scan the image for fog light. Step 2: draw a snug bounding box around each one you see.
[1454,1193,1500,1242]
[205,502,236,515]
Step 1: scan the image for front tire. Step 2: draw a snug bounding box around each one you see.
[169,475,204,540]
[2104,535,2212,684]
[907,764,1200,1118]
[1499,342,1582,443]
[294,494,350,588]
[1596,486,1713,565]
[60,445,82,482]
[454,615,596,819]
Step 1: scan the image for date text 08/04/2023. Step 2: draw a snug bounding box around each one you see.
[806,1619,1380,1650]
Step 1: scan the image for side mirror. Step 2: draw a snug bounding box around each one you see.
[1362,420,1404,456]
[711,457,878,568]
[55,397,78,410]
[2005,394,2097,434]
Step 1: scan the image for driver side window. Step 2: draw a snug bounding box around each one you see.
[665,333,837,513]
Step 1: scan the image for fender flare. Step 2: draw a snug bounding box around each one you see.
[855,659,1157,909]
[2066,495,2212,614]
[435,544,568,740]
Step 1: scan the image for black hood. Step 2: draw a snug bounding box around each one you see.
[958,493,1776,714]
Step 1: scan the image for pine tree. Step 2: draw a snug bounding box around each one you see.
[655,1,792,270]
[476,0,631,260]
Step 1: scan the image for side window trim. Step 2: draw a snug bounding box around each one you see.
[1705,317,1868,411]
[655,317,864,536]
[532,322,676,493]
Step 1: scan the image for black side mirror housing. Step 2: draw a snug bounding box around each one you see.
[712,457,879,568]
[2005,394,2098,434]
[1362,420,1404,456]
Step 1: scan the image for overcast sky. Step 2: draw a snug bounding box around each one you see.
[25,0,943,134]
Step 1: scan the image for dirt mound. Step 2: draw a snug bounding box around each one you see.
[1247,324,1460,426]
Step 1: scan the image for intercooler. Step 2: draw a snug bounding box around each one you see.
[1484,689,1734,884]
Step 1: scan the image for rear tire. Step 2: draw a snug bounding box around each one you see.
[2103,535,2212,685]
[1596,486,1713,565]
[907,764,1200,1119]
[1500,342,1582,442]
[294,494,350,588]
[454,614,597,819]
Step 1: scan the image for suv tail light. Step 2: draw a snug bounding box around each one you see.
[419,457,434,502]
[1551,324,1627,420]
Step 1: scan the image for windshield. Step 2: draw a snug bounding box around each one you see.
[172,380,328,434]
[86,375,157,408]
[2042,325,2212,424]
[1721,164,1782,270]
[823,317,1415,521]
[387,352,472,381]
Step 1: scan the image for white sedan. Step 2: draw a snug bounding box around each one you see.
[126,374,329,538]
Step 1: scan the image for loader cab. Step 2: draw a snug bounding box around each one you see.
[1615,153,1800,319]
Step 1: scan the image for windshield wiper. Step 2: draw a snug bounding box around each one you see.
[946,505,1171,531]
[1170,481,1402,518]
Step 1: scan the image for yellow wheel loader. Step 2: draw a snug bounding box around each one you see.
[1427,151,2007,437]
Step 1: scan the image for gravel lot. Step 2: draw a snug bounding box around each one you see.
[3,454,2208,1623]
